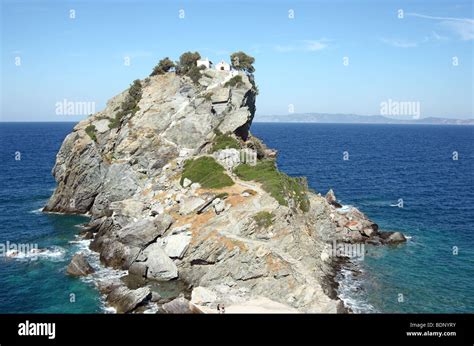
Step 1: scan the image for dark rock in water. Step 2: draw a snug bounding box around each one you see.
[161,297,203,314]
[385,231,407,244]
[380,231,407,244]
[66,253,95,276]
[106,286,151,313]
[367,238,383,246]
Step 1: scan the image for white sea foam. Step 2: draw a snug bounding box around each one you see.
[29,207,44,214]
[142,302,159,314]
[41,210,67,215]
[336,265,377,313]
[69,237,92,250]
[90,264,128,314]
[336,205,353,214]
[70,236,128,313]
[5,246,66,262]
[101,303,117,314]
[72,239,127,283]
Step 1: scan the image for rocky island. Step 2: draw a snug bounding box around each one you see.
[44,52,406,313]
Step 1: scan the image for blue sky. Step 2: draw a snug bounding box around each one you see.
[1,0,473,121]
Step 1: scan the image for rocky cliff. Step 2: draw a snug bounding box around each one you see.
[45,68,405,313]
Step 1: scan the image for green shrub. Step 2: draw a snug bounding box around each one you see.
[85,124,97,141]
[187,65,205,84]
[174,52,205,84]
[211,133,241,152]
[150,57,175,76]
[224,75,243,88]
[128,79,142,100]
[230,51,255,74]
[181,156,234,189]
[215,192,229,199]
[253,211,274,228]
[108,116,121,129]
[234,160,310,212]
[96,115,110,121]
[109,79,142,129]
[176,51,201,75]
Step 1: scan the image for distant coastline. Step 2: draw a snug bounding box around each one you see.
[254,113,474,125]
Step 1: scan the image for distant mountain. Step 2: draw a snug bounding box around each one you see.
[254,113,474,125]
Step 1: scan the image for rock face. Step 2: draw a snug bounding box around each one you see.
[44,70,255,215]
[106,286,151,313]
[159,233,191,259]
[134,242,178,280]
[66,253,95,276]
[161,297,203,314]
[325,189,342,208]
[46,69,405,313]
[191,286,217,306]
[115,215,173,247]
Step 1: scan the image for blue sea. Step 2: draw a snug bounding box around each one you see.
[0,122,473,313]
[252,122,474,313]
[0,123,115,313]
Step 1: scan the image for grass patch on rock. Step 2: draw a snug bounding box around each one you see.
[253,211,274,228]
[211,133,241,152]
[215,192,229,199]
[85,124,97,141]
[234,160,310,212]
[180,156,234,189]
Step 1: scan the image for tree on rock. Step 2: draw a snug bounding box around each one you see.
[230,51,255,74]
[177,51,201,75]
[128,79,143,101]
[187,65,205,84]
[150,57,175,76]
